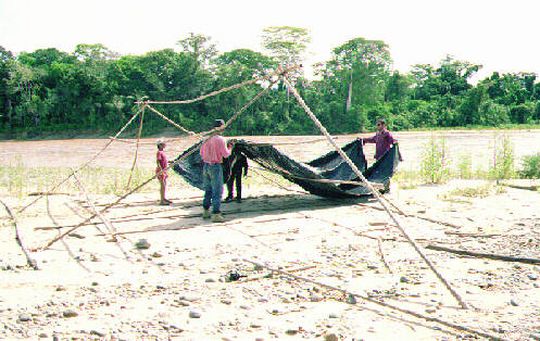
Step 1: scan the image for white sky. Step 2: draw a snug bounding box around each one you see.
[1,0,539,80]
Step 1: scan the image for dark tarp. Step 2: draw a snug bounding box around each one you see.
[172,139,400,198]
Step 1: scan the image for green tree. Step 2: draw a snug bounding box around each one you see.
[261,26,311,67]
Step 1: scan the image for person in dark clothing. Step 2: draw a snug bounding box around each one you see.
[223,147,249,203]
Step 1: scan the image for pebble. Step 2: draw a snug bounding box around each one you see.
[285,329,298,335]
[205,278,216,283]
[18,313,31,322]
[510,299,519,306]
[400,276,410,283]
[527,273,538,281]
[324,334,339,341]
[220,299,232,305]
[38,333,48,338]
[189,310,201,318]
[90,330,106,337]
[329,313,339,319]
[63,309,78,318]
[135,239,151,250]
[346,294,357,304]
[180,294,200,302]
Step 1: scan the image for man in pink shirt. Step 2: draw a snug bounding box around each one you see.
[200,119,233,222]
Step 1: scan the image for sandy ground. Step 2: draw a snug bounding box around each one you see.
[0,132,540,340]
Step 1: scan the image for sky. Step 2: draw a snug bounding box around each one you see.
[1,0,539,80]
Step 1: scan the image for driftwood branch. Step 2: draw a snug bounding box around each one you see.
[0,199,39,270]
[426,244,540,265]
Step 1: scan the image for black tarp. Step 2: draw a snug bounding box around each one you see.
[172,139,400,198]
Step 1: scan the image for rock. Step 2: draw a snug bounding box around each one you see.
[285,329,298,335]
[62,309,78,318]
[510,299,519,306]
[329,313,339,319]
[180,294,200,302]
[310,294,323,302]
[38,333,48,338]
[530,333,540,341]
[346,294,357,304]
[91,282,99,286]
[400,276,410,283]
[135,239,151,250]
[90,330,106,337]
[324,334,339,341]
[18,313,31,322]
[205,278,216,283]
[151,252,162,258]
[56,286,66,291]
[189,310,201,318]
[220,299,232,305]
[527,273,538,281]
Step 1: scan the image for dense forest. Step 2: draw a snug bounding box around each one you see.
[1,27,540,138]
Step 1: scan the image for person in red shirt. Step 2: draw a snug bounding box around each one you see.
[361,118,397,160]
[156,140,172,205]
[200,119,233,222]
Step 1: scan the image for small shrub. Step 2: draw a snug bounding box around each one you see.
[519,153,540,178]
[420,135,450,184]
[490,134,515,180]
[456,154,473,179]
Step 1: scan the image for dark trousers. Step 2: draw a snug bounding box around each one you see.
[226,172,242,199]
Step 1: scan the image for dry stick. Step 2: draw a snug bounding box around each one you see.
[45,194,91,272]
[355,202,463,230]
[243,259,502,340]
[426,244,540,265]
[40,78,279,251]
[282,76,468,309]
[126,105,145,189]
[0,199,39,270]
[17,109,142,214]
[70,172,133,262]
[376,237,393,273]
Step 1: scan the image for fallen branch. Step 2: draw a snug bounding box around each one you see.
[376,237,393,273]
[426,245,540,265]
[444,231,499,238]
[243,259,503,340]
[0,199,39,270]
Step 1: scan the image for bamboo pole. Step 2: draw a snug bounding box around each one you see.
[282,75,468,309]
[126,105,145,189]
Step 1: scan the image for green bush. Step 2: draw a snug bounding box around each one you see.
[519,153,540,178]
[490,135,515,180]
[420,135,450,184]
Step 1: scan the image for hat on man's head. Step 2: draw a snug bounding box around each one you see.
[214,119,225,128]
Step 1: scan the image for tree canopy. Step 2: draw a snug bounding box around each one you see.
[1,28,539,138]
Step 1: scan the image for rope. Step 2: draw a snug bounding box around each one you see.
[17,109,142,214]
[282,75,468,309]
[145,104,198,136]
[138,65,299,105]
[39,77,279,251]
